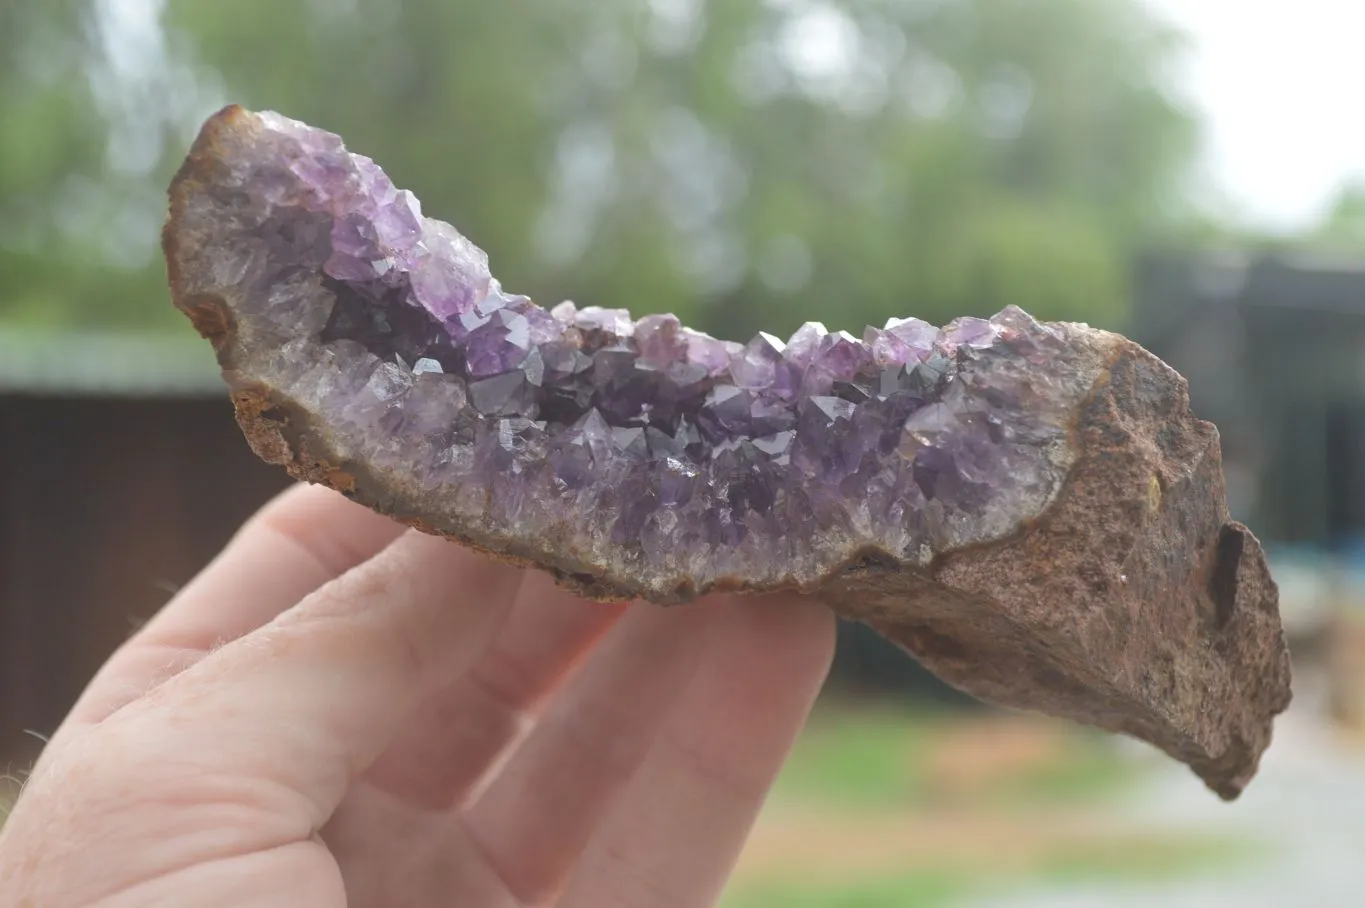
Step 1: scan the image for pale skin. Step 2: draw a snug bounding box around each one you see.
[0,484,835,907]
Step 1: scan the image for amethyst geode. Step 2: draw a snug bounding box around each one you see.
[166,106,1291,799]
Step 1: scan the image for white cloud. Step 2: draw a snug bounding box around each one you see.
[1146,0,1365,231]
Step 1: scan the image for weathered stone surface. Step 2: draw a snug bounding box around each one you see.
[164,105,1291,799]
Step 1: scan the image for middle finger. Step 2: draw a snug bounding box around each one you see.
[362,571,629,808]
[460,595,727,905]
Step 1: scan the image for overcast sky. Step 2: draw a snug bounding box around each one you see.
[1144,0,1365,232]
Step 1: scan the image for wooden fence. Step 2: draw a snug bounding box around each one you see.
[0,393,289,767]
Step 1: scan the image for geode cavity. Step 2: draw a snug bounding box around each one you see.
[165,106,1291,799]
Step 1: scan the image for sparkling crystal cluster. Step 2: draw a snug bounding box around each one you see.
[169,107,1294,799]
[178,109,1082,591]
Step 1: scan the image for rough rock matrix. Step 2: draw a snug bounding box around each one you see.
[165,105,1291,799]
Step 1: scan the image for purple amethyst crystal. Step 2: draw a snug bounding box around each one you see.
[166,107,1293,802]
[162,105,1090,591]
[729,332,785,391]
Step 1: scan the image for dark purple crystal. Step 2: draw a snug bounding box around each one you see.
[464,308,533,377]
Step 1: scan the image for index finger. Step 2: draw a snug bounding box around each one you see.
[116,528,525,823]
[61,482,406,730]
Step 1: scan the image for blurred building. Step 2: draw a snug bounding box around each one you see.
[1134,251,1365,721]
[1135,250,1365,546]
[0,331,289,766]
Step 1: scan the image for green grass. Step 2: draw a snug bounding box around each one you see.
[725,703,1252,908]
[724,834,1253,908]
[724,869,972,908]
[769,704,1137,810]
[1031,834,1250,884]
[769,708,939,807]
[987,739,1139,807]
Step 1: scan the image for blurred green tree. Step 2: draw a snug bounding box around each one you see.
[1,0,1198,338]
[1313,182,1365,249]
[0,0,213,329]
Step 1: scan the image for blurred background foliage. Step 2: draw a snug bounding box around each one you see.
[1313,182,1365,249]
[3,0,1227,341]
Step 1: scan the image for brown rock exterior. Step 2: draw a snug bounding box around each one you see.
[824,347,1291,799]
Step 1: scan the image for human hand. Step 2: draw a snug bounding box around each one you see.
[0,484,834,907]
